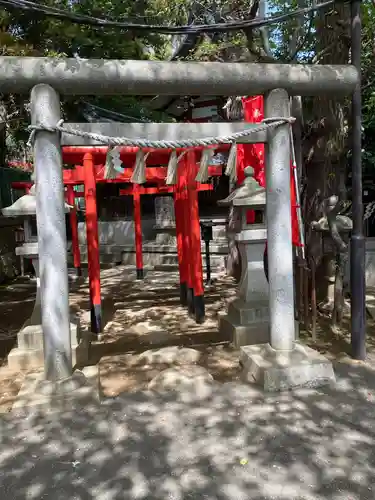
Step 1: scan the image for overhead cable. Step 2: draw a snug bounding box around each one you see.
[0,0,340,35]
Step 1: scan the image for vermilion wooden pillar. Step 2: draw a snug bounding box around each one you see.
[186,150,205,323]
[133,184,144,279]
[182,161,194,316]
[180,156,194,315]
[66,184,82,277]
[174,160,188,305]
[83,152,102,336]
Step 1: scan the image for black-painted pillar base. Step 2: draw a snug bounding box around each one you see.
[76,266,82,277]
[205,240,211,285]
[136,268,144,280]
[90,303,102,337]
[351,234,366,360]
[194,295,205,324]
[263,246,269,283]
[187,287,195,316]
[179,282,187,306]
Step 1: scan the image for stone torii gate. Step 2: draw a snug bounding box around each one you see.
[0,57,359,391]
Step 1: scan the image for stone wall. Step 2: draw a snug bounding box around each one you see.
[77,218,156,246]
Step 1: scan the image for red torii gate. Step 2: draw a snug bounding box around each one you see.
[12,143,229,334]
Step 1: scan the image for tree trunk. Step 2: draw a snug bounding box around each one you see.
[303,3,351,312]
[0,101,7,168]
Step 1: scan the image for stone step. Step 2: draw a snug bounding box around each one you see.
[120,252,226,269]
[72,241,229,267]
[69,251,226,269]
[153,263,180,272]
[73,238,229,255]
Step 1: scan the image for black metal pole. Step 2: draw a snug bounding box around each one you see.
[205,240,212,285]
[350,0,366,360]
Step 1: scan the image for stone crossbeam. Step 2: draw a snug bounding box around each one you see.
[0,57,358,96]
[60,123,267,146]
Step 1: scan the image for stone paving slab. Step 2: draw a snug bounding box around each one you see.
[1,360,375,499]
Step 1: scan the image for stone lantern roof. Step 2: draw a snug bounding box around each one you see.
[218,167,266,209]
[2,184,71,217]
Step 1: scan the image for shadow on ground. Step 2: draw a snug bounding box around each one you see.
[2,270,375,498]
[1,360,375,499]
[69,268,237,362]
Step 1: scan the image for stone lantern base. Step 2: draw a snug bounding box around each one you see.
[219,297,270,348]
[7,244,89,371]
[8,317,88,372]
[219,298,300,348]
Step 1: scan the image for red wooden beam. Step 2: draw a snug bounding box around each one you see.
[9,144,230,176]
[62,145,230,165]
[120,186,174,196]
[118,184,212,196]
[63,165,222,185]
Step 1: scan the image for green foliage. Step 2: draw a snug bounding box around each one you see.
[265,0,315,62]
[0,0,180,161]
[1,0,375,172]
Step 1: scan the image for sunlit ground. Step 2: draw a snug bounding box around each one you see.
[1,268,375,498]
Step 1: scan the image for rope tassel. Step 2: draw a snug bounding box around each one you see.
[195,148,215,183]
[166,150,186,185]
[224,143,237,182]
[131,150,149,184]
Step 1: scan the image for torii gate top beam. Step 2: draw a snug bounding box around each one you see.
[0,57,358,96]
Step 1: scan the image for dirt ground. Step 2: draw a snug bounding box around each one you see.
[0,265,374,413]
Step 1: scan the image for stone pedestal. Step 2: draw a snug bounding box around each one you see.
[218,168,272,346]
[7,242,88,371]
[219,297,269,348]
[219,225,270,347]
[240,343,335,392]
[237,226,268,301]
[154,195,177,244]
[8,317,87,372]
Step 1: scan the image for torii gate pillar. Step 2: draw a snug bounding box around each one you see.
[240,89,335,391]
[30,84,72,381]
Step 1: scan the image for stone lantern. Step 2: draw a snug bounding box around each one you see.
[2,184,84,371]
[218,167,269,347]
